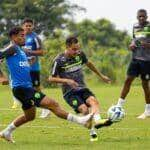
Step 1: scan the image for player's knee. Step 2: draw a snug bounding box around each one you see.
[78,105,89,115]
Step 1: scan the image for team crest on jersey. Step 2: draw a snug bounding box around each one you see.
[72,99,78,106]
[75,56,80,62]
[34,92,41,99]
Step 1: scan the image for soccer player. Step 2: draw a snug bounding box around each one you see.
[48,36,112,141]
[22,18,50,118]
[0,27,93,143]
[116,9,150,119]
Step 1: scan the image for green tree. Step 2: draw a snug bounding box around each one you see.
[0,0,84,36]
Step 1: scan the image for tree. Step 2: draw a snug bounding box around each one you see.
[0,0,84,36]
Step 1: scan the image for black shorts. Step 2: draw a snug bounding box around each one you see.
[127,59,150,80]
[30,71,40,87]
[12,87,46,110]
[63,88,95,113]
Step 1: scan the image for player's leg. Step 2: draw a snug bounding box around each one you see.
[64,92,97,141]
[78,104,98,141]
[117,75,135,106]
[116,59,139,107]
[86,96,112,129]
[0,106,36,143]
[39,96,92,127]
[30,71,50,118]
[137,61,150,119]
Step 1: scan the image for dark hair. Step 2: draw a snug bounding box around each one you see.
[9,27,24,37]
[66,36,78,46]
[137,9,147,15]
[22,18,34,24]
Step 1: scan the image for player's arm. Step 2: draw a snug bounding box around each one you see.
[86,61,111,84]
[80,51,111,83]
[24,36,45,56]
[48,61,78,88]
[0,44,16,59]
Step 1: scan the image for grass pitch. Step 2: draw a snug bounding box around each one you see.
[0,84,150,150]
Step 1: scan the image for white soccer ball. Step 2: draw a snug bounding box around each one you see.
[107,105,125,122]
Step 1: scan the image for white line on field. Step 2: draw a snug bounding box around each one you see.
[0,124,150,131]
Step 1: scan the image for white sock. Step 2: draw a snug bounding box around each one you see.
[90,127,97,136]
[5,122,16,133]
[117,98,126,107]
[67,113,91,125]
[93,113,101,122]
[145,104,150,114]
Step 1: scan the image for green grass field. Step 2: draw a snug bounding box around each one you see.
[0,84,150,150]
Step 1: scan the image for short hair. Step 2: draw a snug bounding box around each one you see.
[137,9,147,15]
[66,36,78,46]
[22,18,34,24]
[9,27,24,37]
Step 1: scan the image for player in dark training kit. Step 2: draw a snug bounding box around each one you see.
[116,9,150,119]
[0,27,93,143]
[49,36,113,141]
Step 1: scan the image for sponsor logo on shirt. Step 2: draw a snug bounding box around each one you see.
[19,61,30,67]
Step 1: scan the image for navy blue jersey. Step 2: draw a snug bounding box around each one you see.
[51,51,88,95]
[25,32,42,71]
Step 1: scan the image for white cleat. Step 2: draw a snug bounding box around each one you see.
[0,130,15,143]
[39,109,51,118]
[137,112,150,119]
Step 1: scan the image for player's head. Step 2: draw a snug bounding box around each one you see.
[9,27,25,46]
[22,18,34,34]
[137,9,148,25]
[65,36,80,57]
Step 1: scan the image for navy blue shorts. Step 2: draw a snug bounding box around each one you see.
[30,71,40,87]
[127,59,150,80]
[12,87,46,110]
[64,88,95,113]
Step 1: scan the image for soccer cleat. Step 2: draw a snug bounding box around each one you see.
[11,101,19,109]
[90,133,98,142]
[137,112,150,119]
[94,119,113,129]
[0,130,15,143]
[39,109,51,118]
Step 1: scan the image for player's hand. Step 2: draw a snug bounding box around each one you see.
[67,79,79,89]
[101,75,111,84]
[129,42,136,51]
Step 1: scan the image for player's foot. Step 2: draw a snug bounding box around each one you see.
[80,113,93,129]
[11,101,18,109]
[90,133,98,142]
[137,112,150,119]
[0,130,15,143]
[39,109,50,118]
[94,119,113,129]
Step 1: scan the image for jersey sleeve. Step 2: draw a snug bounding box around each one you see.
[51,60,60,77]
[80,51,88,64]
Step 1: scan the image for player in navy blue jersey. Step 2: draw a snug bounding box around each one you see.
[0,27,93,143]
[49,36,112,141]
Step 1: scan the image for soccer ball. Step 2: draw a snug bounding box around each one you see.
[107,105,125,122]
